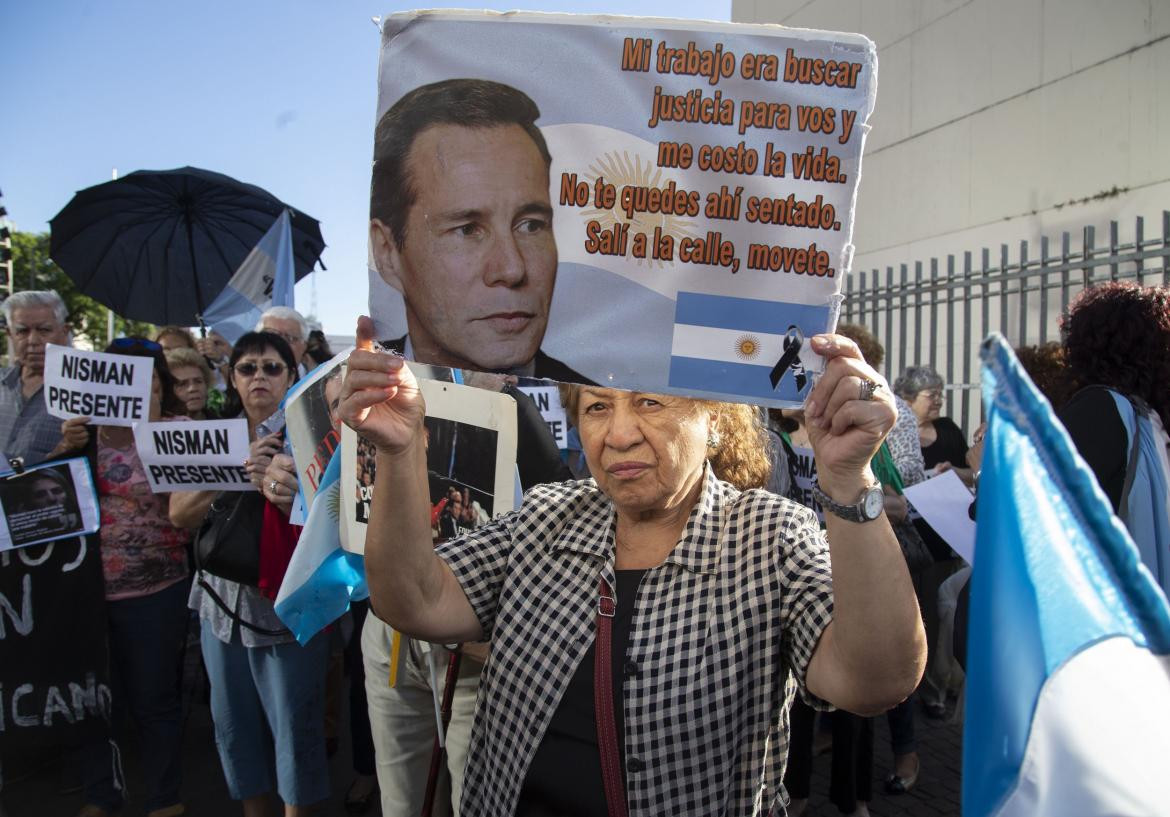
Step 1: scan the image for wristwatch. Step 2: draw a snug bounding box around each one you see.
[811,480,885,523]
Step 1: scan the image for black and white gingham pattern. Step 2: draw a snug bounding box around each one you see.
[435,466,835,817]
[0,367,66,467]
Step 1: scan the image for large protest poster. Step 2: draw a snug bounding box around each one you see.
[283,349,351,512]
[515,379,569,449]
[132,419,252,492]
[0,535,112,748]
[340,373,518,555]
[43,344,154,427]
[0,459,100,551]
[368,11,876,407]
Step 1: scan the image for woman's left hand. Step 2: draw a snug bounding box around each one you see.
[262,453,298,513]
[804,334,897,492]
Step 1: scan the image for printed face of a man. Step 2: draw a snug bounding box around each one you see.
[372,123,557,372]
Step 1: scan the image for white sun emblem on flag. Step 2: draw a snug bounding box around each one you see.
[735,335,762,360]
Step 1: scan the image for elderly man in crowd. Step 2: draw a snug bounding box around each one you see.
[0,290,73,467]
[257,306,310,378]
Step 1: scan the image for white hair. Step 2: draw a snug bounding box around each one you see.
[3,290,68,326]
[256,306,308,341]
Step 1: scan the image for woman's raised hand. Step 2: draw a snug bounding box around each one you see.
[803,334,897,492]
[338,316,426,455]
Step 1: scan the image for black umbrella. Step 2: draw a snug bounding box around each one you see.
[49,166,326,327]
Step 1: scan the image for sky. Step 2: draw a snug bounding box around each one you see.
[2,0,730,338]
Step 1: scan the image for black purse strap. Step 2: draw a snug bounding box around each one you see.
[196,571,287,637]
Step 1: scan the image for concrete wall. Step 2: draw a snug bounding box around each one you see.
[732,0,1170,293]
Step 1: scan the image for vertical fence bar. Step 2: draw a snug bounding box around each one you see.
[879,269,889,379]
[981,247,990,351]
[898,264,908,376]
[872,268,882,375]
[858,270,868,325]
[844,272,854,323]
[961,250,973,435]
[1109,220,1119,281]
[1135,216,1145,284]
[1162,211,1169,286]
[946,254,955,421]
[929,258,939,372]
[913,260,923,372]
[999,244,1010,338]
[1039,236,1050,344]
[1061,231,1071,314]
[1018,239,1029,347]
[1082,225,1095,290]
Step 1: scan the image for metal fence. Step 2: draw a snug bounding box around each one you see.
[842,212,1170,437]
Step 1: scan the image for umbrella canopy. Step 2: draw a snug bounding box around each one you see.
[50,167,326,326]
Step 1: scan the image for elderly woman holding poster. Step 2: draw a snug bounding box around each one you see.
[341,319,925,817]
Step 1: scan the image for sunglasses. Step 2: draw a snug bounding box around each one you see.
[111,337,162,352]
[233,361,288,378]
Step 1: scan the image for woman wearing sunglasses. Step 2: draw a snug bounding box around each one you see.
[171,331,330,817]
[56,337,192,817]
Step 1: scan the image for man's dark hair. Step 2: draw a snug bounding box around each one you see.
[370,78,553,248]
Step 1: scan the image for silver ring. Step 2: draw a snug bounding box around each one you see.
[858,378,880,402]
[269,480,279,493]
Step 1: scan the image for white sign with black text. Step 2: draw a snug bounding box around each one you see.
[133,419,253,492]
[43,345,154,427]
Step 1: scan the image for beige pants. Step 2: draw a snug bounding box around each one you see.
[361,614,480,817]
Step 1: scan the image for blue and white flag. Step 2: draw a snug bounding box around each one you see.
[202,210,296,344]
[274,450,368,645]
[667,292,829,402]
[963,334,1170,816]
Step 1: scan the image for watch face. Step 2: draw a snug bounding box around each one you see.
[862,487,885,520]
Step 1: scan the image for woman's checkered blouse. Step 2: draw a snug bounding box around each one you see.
[435,465,835,817]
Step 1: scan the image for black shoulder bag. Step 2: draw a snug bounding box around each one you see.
[194,489,286,636]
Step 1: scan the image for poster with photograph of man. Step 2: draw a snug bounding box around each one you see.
[368,11,876,407]
[284,349,350,511]
[0,459,100,551]
[340,374,517,555]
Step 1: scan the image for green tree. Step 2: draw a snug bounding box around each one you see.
[2,230,156,356]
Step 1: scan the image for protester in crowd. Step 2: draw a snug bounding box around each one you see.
[304,328,334,369]
[55,337,191,817]
[170,332,329,817]
[894,366,972,488]
[256,306,310,378]
[784,324,929,813]
[884,364,968,794]
[155,326,197,352]
[165,347,218,419]
[1,290,72,467]
[342,322,926,816]
[194,329,234,391]
[1058,282,1170,598]
[358,363,570,817]
[1015,342,1075,411]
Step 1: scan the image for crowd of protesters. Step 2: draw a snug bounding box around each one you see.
[1,281,1167,817]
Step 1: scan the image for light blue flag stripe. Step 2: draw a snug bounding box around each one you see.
[203,211,295,343]
[673,291,830,335]
[273,450,368,645]
[668,356,805,402]
[962,334,1170,816]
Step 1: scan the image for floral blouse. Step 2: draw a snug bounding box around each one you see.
[97,422,191,600]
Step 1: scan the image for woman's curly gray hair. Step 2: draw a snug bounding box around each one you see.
[892,366,944,402]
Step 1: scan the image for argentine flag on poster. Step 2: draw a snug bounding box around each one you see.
[668,292,829,403]
[274,451,368,645]
[963,334,1170,816]
[202,210,296,344]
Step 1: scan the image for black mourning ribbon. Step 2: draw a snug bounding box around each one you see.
[769,325,807,392]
